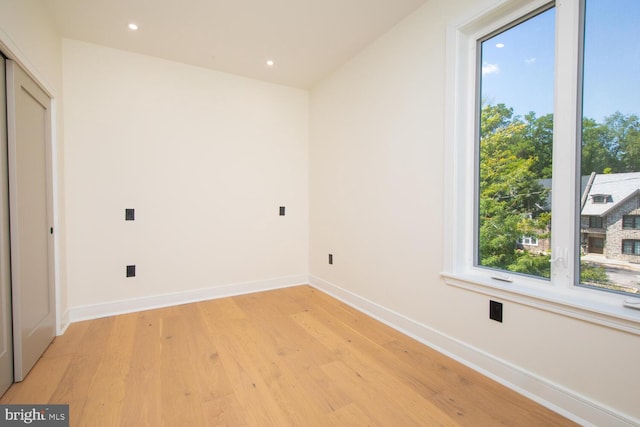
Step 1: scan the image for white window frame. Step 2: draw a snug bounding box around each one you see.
[518,236,539,246]
[443,0,640,335]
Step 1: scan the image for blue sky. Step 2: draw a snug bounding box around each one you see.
[480,0,640,122]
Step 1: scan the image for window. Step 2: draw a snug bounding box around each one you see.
[591,195,608,204]
[590,237,604,250]
[578,0,640,294]
[622,240,640,255]
[477,6,554,279]
[475,0,640,295]
[589,216,603,229]
[518,236,539,246]
[444,0,640,331]
[623,215,640,229]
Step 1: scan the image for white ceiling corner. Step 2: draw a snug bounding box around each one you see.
[40,0,428,88]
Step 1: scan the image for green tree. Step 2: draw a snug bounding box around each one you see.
[517,112,554,179]
[602,112,640,172]
[478,104,640,280]
[480,103,516,136]
[581,112,640,174]
[581,117,618,175]
[478,104,550,275]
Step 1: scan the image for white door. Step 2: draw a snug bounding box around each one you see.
[0,55,13,395]
[6,60,55,382]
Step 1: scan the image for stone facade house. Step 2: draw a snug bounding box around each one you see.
[580,172,640,262]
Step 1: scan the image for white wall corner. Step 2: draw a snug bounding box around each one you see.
[308,274,639,427]
[69,274,309,323]
[57,309,70,336]
[0,27,58,99]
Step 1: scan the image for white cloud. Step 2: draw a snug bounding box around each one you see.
[525,57,537,65]
[482,63,499,75]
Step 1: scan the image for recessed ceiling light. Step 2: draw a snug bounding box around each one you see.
[266,59,275,67]
[128,23,139,31]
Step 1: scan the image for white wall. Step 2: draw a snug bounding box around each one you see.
[309,0,639,424]
[63,40,308,310]
[0,0,68,331]
[0,0,62,89]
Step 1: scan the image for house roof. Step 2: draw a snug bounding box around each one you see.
[581,172,640,216]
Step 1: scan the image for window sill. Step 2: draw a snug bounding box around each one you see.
[441,271,640,336]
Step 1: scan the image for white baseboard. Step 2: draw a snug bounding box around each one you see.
[57,309,70,336]
[68,274,308,323]
[309,275,639,427]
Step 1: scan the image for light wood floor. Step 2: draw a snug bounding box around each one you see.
[1,285,576,426]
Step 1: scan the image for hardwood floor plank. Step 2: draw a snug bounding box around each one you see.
[48,317,116,422]
[119,309,163,426]
[213,327,294,426]
[326,402,378,427]
[292,310,456,426]
[321,360,455,427]
[0,285,577,426]
[244,314,352,415]
[0,353,71,404]
[75,313,137,426]
[302,288,400,346]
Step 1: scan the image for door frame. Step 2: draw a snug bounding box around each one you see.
[0,34,62,336]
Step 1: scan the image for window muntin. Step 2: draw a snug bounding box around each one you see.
[476,6,555,279]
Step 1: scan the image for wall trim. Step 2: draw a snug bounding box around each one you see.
[69,274,309,323]
[57,309,70,336]
[309,275,638,427]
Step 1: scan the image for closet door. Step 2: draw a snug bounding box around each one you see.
[0,55,13,395]
[6,60,55,381]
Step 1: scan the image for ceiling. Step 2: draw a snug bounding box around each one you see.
[41,0,428,89]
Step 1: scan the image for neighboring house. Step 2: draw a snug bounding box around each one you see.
[517,179,552,253]
[580,172,640,262]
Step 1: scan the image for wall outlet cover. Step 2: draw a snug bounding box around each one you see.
[490,300,503,322]
[126,265,136,277]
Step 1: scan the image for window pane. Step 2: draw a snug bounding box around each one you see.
[589,216,602,228]
[579,0,640,296]
[477,7,555,278]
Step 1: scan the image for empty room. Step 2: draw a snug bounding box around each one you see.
[0,0,638,425]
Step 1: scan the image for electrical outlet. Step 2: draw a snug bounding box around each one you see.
[328,254,333,265]
[125,208,135,221]
[489,300,503,322]
[279,206,285,216]
[126,265,136,277]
